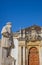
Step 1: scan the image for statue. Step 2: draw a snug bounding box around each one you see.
[1,22,14,48]
[1,22,15,65]
[30,28,38,41]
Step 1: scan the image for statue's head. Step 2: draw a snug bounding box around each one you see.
[6,22,12,28]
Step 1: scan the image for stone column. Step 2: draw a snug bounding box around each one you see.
[25,47,28,65]
[39,46,42,65]
[18,46,21,65]
[21,47,23,65]
[23,46,26,65]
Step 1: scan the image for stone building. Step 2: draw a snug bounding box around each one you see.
[14,25,42,65]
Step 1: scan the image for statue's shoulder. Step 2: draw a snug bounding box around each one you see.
[1,25,7,34]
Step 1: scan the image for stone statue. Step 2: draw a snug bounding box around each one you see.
[30,28,38,41]
[1,22,14,48]
[1,22,15,65]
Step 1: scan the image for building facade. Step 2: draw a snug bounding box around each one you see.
[14,25,42,65]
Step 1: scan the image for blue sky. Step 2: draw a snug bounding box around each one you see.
[0,0,42,37]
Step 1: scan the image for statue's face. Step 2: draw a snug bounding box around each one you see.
[7,24,12,28]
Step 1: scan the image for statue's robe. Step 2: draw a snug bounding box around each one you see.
[1,25,14,48]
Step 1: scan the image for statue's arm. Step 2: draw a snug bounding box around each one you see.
[2,32,9,38]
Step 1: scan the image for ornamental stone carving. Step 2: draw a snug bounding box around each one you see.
[18,26,42,42]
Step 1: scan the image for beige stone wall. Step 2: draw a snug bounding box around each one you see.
[18,39,42,65]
